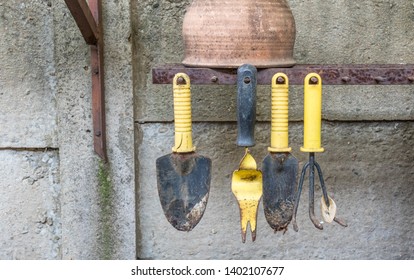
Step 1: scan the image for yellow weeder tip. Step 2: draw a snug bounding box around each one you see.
[232,148,263,242]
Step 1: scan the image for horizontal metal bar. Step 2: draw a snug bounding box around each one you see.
[64,0,99,45]
[152,64,414,85]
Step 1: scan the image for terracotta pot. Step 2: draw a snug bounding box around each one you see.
[182,0,296,68]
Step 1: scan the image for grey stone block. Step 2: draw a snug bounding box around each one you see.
[0,150,61,259]
[0,1,58,148]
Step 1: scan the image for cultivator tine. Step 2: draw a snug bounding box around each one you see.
[314,161,330,207]
[308,154,323,230]
[292,162,309,232]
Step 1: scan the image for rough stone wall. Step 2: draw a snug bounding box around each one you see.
[133,0,414,259]
[0,0,60,259]
[53,0,135,260]
[1,0,135,259]
[1,0,413,260]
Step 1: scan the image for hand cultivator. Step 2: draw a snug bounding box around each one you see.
[291,73,347,231]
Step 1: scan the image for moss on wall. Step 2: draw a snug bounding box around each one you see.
[97,160,114,259]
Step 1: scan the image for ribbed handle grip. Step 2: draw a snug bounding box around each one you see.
[172,73,195,153]
[268,73,291,152]
[301,73,324,153]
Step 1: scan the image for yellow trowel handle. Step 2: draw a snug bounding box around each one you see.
[268,73,291,153]
[301,73,324,153]
[172,73,195,153]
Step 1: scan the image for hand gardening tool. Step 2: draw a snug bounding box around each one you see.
[156,73,212,231]
[262,73,298,233]
[292,73,347,232]
[231,64,263,243]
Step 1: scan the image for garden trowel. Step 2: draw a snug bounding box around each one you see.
[156,73,211,231]
[262,73,298,233]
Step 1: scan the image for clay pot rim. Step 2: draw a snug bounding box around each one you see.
[182,59,296,69]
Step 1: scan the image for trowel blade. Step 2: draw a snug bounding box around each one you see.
[156,152,211,231]
[262,152,298,232]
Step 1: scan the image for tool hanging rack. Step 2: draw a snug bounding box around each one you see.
[152,63,414,239]
[152,64,414,86]
[63,1,413,237]
[62,0,414,159]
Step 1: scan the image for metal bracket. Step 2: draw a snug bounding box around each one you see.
[152,64,414,85]
[65,0,107,161]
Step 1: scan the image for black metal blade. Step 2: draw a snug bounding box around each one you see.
[262,152,298,232]
[156,152,211,231]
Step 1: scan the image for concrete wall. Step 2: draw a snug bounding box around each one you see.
[0,0,60,259]
[1,0,134,259]
[133,0,414,259]
[54,0,135,260]
[0,0,413,259]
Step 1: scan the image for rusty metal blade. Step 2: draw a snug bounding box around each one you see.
[262,152,298,232]
[156,152,211,231]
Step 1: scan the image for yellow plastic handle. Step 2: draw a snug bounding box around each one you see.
[172,73,195,153]
[268,73,291,152]
[301,73,324,153]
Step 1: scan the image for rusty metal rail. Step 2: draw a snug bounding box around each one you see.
[65,0,107,161]
[152,64,414,85]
